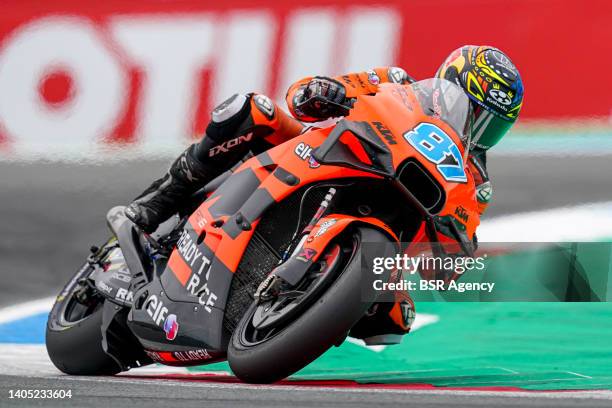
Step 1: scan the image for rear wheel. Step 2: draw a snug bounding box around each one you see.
[228,226,395,383]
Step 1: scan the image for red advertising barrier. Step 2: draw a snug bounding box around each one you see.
[0,0,609,148]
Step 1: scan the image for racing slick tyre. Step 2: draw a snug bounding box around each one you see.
[46,262,122,375]
[228,226,396,383]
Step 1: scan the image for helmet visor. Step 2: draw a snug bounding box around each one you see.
[470,108,514,150]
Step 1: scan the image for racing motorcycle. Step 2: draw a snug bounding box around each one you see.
[46,78,480,383]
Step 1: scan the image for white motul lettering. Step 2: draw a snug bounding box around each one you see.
[0,17,126,149]
[277,10,336,102]
[212,13,275,105]
[341,9,399,72]
[111,17,215,143]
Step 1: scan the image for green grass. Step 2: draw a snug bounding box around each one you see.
[191,303,612,390]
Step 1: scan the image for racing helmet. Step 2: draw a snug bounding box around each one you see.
[436,45,524,151]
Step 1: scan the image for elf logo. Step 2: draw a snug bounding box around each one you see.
[146,295,168,326]
[294,142,321,168]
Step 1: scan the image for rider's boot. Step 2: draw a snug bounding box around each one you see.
[125,144,217,233]
[126,93,303,233]
[349,290,415,345]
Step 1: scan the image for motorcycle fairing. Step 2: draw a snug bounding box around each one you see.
[128,82,480,353]
[128,130,375,352]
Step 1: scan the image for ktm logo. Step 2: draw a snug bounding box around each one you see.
[209,133,253,157]
[455,206,469,223]
[372,121,396,145]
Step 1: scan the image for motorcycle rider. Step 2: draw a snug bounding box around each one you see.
[125,45,524,344]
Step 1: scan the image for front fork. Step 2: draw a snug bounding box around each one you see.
[256,187,338,302]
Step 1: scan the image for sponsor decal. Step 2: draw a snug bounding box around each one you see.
[296,247,317,262]
[146,294,169,326]
[163,314,179,341]
[314,218,337,238]
[144,295,181,341]
[485,96,509,111]
[97,280,113,294]
[372,121,396,145]
[115,287,134,302]
[294,142,320,168]
[209,132,253,157]
[175,229,217,313]
[489,88,512,106]
[366,69,380,85]
[176,229,209,268]
[193,209,207,229]
[145,349,213,364]
[308,155,321,169]
[454,205,469,223]
[432,88,442,117]
[341,74,356,89]
[112,271,131,283]
[144,350,165,363]
[174,349,212,362]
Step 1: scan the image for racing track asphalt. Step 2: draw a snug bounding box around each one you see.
[1,154,611,407]
[2,374,612,408]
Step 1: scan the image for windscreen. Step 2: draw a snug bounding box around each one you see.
[409,78,472,162]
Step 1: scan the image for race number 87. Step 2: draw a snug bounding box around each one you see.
[403,123,467,182]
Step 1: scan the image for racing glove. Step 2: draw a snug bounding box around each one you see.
[294,77,349,120]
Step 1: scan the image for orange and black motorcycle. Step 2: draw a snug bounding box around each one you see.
[46,78,480,383]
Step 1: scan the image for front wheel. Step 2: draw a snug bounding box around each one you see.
[228,227,396,383]
[46,260,122,375]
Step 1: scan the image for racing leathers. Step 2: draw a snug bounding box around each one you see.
[125,66,493,345]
